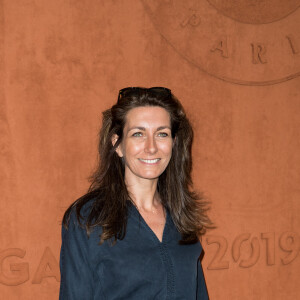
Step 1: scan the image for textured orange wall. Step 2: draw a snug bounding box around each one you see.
[0,1,299,299]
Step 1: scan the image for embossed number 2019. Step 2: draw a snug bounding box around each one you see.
[205,232,299,270]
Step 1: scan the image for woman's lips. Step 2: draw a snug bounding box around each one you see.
[138,158,161,164]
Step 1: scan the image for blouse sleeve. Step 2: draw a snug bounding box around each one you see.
[197,259,209,300]
[59,212,95,300]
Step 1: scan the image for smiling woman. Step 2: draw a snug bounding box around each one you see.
[114,106,173,182]
[59,87,213,299]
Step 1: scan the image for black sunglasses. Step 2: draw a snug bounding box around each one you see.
[118,87,171,102]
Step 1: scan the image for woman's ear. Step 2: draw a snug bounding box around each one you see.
[111,134,123,157]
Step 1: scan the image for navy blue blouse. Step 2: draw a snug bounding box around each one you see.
[59,202,208,299]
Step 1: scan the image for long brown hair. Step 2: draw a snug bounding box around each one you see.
[63,87,213,244]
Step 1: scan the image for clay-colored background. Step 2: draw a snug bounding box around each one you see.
[0,0,299,299]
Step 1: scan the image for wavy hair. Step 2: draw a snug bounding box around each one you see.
[63,87,213,244]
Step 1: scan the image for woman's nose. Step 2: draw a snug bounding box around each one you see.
[144,136,158,154]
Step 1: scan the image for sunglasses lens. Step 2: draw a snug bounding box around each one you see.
[149,87,171,95]
[119,87,139,97]
[118,87,171,102]
[149,87,170,91]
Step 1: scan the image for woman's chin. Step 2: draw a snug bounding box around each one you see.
[138,171,162,180]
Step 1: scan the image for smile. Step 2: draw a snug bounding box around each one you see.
[138,158,161,164]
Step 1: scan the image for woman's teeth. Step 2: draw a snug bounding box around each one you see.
[139,158,160,164]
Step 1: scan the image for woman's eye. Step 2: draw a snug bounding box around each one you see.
[132,132,143,137]
[157,132,169,137]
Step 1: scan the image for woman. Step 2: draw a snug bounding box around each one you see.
[59,87,213,299]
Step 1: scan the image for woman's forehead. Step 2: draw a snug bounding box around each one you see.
[124,106,171,129]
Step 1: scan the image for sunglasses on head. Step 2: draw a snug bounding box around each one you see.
[118,87,171,102]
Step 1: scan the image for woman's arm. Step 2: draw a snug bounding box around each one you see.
[59,212,95,300]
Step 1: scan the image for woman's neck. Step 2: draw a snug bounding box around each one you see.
[125,176,161,212]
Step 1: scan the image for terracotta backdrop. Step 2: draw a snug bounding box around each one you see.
[1,0,299,299]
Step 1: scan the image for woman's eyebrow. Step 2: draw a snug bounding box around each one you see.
[157,126,171,131]
[128,126,146,132]
[128,126,171,132]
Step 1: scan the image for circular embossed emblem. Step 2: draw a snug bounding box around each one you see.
[141,0,300,85]
[207,0,300,24]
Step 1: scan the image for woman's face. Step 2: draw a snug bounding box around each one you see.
[115,106,173,183]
